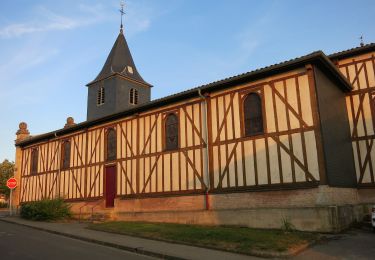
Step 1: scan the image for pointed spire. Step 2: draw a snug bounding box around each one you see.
[87,31,151,86]
[86,2,151,87]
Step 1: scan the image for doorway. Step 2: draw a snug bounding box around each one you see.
[105,165,116,208]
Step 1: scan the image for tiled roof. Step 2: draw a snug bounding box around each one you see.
[328,43,375,60]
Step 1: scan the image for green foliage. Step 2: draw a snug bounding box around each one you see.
[281,217,295,232]
[0,159,15,198]
[0,202,8,208]
[20,198,72,221]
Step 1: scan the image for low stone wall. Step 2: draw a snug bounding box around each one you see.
[113,207,333,232]
[110,204,372,233]
[68,186,375,232]
[358,188,375,204]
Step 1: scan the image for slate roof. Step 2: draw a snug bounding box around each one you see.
[329,42,375,60]
[86,31,151,87]
[16,50,352,147]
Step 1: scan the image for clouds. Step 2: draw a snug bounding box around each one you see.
[0,1,160,39]
[0,4,112,38]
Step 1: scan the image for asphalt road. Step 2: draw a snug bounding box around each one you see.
[293,228,375,260]
[0,221,157,260]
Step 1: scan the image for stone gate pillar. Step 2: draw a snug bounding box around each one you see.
[12,122,30,212]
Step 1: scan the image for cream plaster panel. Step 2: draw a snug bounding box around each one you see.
[255,139,268,185]
[243,140,256,186]
[279,135,293,183]
[305,131,319,181]
[297,75,313,126]
[268,137,280,184]
[264,85,276,133]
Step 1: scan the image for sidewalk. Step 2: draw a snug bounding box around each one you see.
[0,217,259,260]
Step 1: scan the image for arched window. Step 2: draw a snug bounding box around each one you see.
[61,141,71,170]
[129,88,138,105]
[165,113,179,150]
[106,128,117,161]
[97,87,105,105]
[30,149,39,174]
[243,93,264,136]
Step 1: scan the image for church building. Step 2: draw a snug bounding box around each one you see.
[12,19,375,232]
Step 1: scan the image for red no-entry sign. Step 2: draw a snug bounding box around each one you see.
[6,178,17,189]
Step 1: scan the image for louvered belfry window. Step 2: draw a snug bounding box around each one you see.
[106,128,117,161]
[244,93,264,136]
[129,88,138,105]
[165,113,179,150]
[97,87,105,105]
[61,141,71,170]
[30,149,39,174]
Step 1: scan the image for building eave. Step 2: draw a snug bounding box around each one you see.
[86,73,153,87]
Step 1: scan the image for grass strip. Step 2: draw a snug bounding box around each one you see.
[88,221,318,255]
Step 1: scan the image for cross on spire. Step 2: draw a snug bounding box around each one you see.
[119,1,125,33]
[359,35,364,47]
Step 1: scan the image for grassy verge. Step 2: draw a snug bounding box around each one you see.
[88,221,319,255]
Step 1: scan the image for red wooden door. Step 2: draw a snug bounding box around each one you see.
[105,165,116,208]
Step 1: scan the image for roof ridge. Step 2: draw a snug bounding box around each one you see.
[328,42,375,59]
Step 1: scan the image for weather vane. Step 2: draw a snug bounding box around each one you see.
[359,35,364,47]
[120,1,125,33]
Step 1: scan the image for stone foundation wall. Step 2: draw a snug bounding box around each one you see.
[358,188,375,204]
[112,205,369,233]
[68,186,375,232]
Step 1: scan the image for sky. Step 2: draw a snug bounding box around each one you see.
[0,0,374,162]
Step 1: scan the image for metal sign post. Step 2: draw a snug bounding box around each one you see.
[6,178,17,217]
[9,189,12,216]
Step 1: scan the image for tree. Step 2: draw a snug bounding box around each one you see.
[0,160,15,198]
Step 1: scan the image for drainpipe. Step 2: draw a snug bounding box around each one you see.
[198,88,210,210]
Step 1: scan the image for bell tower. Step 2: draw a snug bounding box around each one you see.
[86,3,152,121]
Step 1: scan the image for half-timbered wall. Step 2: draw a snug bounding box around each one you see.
[208,69,320,191]
[19,67,322,203]
[336,52,375,186]
[116,101,207,197]
[19,101,207,202]
[20,131,88,202]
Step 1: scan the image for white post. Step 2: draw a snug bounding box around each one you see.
[9,189,13,216]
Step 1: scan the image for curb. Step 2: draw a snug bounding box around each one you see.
[0,218,183,260]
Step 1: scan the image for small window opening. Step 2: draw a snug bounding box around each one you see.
[61,141,71,170]
[244,92,264,136]
[30,149,39,174]
[129,88,138,105]
[97,87,105,105]
[165,113,179,150]
[106,128,117,161]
